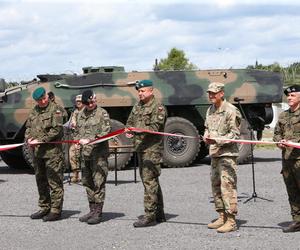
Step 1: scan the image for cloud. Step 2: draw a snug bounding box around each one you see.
[0,1,299,81]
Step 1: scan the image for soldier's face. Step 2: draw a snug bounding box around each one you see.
[138,87,153,103]
[208,91,224,106]
[85,98,97,111]
[76,101,83,110]
[36,94,49,108]
[287,92,300,110]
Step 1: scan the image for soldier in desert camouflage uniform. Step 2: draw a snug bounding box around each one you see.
[25,87,65,222]
[126,79,167,228]
[273,84,300,233]
[75,89,111,225]
[203,82,241,233]
[68,94,84,183]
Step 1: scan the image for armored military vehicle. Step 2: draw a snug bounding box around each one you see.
[0,66,283,170]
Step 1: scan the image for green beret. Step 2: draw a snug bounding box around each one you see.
[135,79,153,90]
[32,87,46,101]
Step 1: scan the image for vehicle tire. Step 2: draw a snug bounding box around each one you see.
[108,119,133,170]
[237,119,255,164]
[0,145,30,169]
[163,117,200,168]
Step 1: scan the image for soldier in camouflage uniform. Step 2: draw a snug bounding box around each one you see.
[273,84,300,233]
[74,89,111,225]
[203,82,241,233]
[69,94,84,183]
[126,79,167,228]
[25,87,65,222]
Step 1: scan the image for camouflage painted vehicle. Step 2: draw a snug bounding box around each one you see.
[0,66,283,170]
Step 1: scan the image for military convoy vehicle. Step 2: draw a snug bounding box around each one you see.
[0,66,283,170]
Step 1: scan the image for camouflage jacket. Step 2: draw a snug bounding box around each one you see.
[25,101,64,158]
[126,96,167,152]
[204,100,241,157]
[273,108,300,159]
[74,106,111,157]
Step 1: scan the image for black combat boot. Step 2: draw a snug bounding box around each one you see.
[87,202,103,225]
[42,212,61,222]
[133,216,157,228]
[79,203,96,222]
[282,221,300,233]
[30,210,49,219]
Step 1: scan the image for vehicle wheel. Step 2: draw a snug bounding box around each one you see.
[108,119,133,170]
[163,117,200,168]
[237,119,255,164]
[0,145,30,169]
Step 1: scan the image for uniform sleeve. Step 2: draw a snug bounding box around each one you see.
[40,107,64,142]
[273,113,284,142]
[126,105,136,128]
[215,108,241,146]
[203,107,210,139]
[24,112,34,140]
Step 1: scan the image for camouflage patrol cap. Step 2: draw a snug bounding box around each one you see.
[82,89,95,105]
[32,87,46,100]
[207,82,224,93]
[135,79,153,90]
[284,84,300,96]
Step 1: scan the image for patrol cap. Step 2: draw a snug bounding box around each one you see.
[207,82,224,93]
[284,84,300,96]
[32,87,46,101]
[75,94,82,102]
[82,90,95,105]
[135,79,153,90]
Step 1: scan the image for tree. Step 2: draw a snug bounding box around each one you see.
[154,48,197,71]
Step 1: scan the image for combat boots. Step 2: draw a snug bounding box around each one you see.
[208,211,226,229]
[30,210,49,219]
[282,221,300,233]
[217,214,237,233]
[79,203,96,222]
[42,212,61,222]
[87,202,103,225]
[133,216,157,228]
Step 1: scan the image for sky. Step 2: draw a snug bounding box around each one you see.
[0,0,300,82]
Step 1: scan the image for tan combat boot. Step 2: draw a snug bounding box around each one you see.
[208,211,226,229]
[217,214,237,233]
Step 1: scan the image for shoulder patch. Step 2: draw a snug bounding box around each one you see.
[158,106,164,112]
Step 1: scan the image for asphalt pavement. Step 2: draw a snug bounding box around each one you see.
[0,149,299,250]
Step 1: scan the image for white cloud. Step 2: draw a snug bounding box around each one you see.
[0,1,299,81]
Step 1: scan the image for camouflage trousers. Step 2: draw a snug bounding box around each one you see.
[33,153,64,214]
[69,144,81,171]
[82,154,108,204]
[210,156,238,215]
[138,151,164,220]
[282,159,300,222]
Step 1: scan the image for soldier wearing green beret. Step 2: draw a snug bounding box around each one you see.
[204,82,241,233]
[273,84,300,233]
[126,79,167,227]
[25,87,65,222]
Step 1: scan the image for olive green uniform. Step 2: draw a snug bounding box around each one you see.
[75,106,111,204]
[204,100,241,215]
[273,108,300,223]
[126,96,167,220]
[25,101,65,214]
